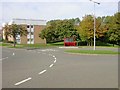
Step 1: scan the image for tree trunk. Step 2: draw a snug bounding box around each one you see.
[113,43,114,47]
[13,37,16,47]
[5,35,8,42]
[89,42,90,46]
[91,38,93,46]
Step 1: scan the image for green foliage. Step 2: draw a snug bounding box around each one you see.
[78,15,108,46]
[40,12,119,46]
[39,18,80,43]
[106,12,120,46]
[2,23,10,41]
[3,24,27,47]
[78,15,94,44]
[65,50,119,55]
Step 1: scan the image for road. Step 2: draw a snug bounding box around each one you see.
[1,47,118,88]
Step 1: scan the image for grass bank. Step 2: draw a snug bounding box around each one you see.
[0,41,119,49]
[65,50,120,55]
[0,41,64,48]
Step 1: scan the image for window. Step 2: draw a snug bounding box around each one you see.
[31,25,33,28]
[27,25,29,28]
[27,39,30,42]
[16,39,20,44]
[31,39,34,42]
[27,39,34,42]
[31,32,34,35]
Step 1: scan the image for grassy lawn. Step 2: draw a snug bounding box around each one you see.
[0,42,63,49]
[47,42,64,46]
[65,50,120,55]
[0,41,119,49]
[0,43,11,47]
[8,44,50,48]
[0,43,47,48]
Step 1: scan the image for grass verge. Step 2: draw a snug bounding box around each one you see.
[65,50,120,55]
[0,42,64,49]
[8,44,50,49]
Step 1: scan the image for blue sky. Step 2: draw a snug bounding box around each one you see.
[0,0,119,26]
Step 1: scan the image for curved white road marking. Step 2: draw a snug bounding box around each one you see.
[14,49,57,86]
[53,55,55,58]
[49,64,54,67]
[54,60,56,63]
[14,77,32,86]
[39,70,47,75]
[13,53,15,56]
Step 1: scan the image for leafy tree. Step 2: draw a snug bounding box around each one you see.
[78,15,108,46]
[106,13,120,46]
[2,23,10,42]
[95,17,108,42]
[78,15,94,46]
[39,19,80,43]
[6,24,27,47]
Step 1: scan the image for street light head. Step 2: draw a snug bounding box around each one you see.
[90,0,100,5]
[97,2,100,5]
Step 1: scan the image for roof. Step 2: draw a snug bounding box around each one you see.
[11,19,46,25]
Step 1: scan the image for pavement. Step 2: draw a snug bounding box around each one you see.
[1,47,118,88]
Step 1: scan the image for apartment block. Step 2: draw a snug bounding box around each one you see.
[4,19,46,44]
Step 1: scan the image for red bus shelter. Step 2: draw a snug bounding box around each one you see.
[64,37,77,46]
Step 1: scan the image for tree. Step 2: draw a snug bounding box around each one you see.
[95,17,108,43]
[39,19,80,43]
[2,23,10,42]
[78,15,94,46]
[108,13,120,46]
[105,13,120,46]
[78,15,108,46]
[7,24,27,47]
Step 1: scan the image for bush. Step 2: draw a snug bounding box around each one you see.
[96,41,109,46]
[0,38,2,42]
[2,40,14,43]
[79,41,87,46]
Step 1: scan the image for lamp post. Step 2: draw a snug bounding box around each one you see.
[90,0,100,50]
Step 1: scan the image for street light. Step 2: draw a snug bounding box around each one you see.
[90,0,100,50]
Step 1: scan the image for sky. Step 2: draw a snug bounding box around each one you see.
[0,0,120,27]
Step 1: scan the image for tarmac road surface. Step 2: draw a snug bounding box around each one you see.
[1,47,118,88]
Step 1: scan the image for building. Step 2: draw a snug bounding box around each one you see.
[3,19,46,44]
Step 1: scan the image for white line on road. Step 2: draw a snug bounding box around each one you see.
[54,60,56,63]
[39,70,47,75]
[49,64,54,67]
[13,53,15,56]
[0,57,8,61]
[14,77,32,86]
[53,55,55,58]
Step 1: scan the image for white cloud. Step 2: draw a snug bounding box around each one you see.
[1,0,119,2]
[1,1,118,26]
